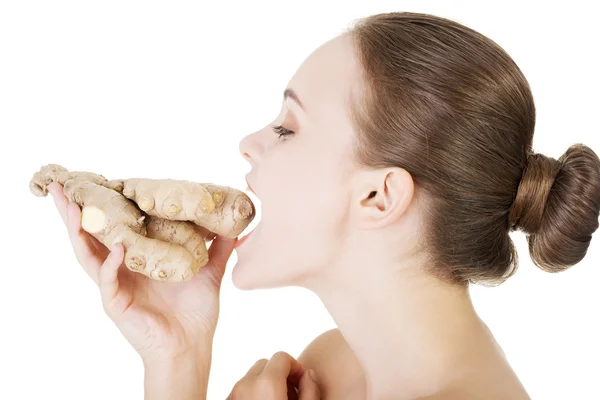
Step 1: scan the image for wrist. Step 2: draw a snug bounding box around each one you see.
[139,327,216,365]
[142,340,213,400]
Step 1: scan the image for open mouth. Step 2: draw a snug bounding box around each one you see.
[236,184,261,247]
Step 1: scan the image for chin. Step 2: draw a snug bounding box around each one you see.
[230,227,306,290]
[231,258,258,290]
[231,256,295,291]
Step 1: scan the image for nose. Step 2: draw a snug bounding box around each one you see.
[239,131,262,166]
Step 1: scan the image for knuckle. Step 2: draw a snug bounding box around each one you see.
[229,380,250,398]
[230,380,244,392]
[270,351,292,366]
[103,296,126,318]
[271,351,290,360]
[108,297,124,313]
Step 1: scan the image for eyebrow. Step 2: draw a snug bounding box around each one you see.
[284,88,305,112]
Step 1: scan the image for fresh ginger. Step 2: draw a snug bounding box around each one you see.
[30,164,255,283]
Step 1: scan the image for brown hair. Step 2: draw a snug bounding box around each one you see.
[345,12,600,285]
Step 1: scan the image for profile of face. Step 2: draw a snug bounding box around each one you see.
[233,33,368,290]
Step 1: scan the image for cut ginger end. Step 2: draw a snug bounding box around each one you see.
[81,206,107,233]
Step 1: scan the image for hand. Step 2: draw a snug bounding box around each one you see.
[47,182,236,362]
[228,352,321,400]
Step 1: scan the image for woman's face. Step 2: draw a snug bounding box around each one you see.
[233,33,362,289]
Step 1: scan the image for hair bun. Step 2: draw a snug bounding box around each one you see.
[509,144,600,272]
[508,153,562,234]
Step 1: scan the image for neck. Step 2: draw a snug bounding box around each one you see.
[306,257,489,399]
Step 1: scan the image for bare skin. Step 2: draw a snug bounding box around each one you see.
[298,328,529,400]
[298,329,366,400]
[233,31,532,399]
[46,30,533,399]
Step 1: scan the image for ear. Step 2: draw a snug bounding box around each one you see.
[356,167,414,229]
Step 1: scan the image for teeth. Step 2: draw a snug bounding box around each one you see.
[244,188,261,234]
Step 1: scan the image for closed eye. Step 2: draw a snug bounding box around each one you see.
[271,124,296,139]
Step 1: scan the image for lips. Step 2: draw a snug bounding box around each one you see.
[235,227,255,248]
[246,179,256,197]
[238,176,259,248]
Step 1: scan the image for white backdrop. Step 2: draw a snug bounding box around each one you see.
[1,1,598,399]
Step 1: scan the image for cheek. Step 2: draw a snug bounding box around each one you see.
[258,157,347,265]
[232,143,353,289]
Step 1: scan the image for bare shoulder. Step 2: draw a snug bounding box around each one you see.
[296,328,529,400]
[298,328,365,399]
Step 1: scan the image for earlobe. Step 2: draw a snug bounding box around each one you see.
[357,168,413,229]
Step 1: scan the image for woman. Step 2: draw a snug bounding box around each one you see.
[47,11,600,400]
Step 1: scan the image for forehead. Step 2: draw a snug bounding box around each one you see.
[287,34,360,127]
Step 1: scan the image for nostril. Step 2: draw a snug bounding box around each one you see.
[239,133,261,164]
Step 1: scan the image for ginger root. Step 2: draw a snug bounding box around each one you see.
[30,164,255,283]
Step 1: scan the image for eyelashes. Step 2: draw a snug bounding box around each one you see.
[271,124,296,139]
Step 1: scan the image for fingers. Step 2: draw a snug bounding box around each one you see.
[98,243,129,317]
[199,235,237,287]
[298,370,320,400]
[48,182,68,225]
[263,351,305,388]
[245,358,268,377]
[65,202,102,283]
[232,353,318,400]
[49,182,107,283]
[287,381,300,400]
[207,235,237,267]
[88,234,109,257]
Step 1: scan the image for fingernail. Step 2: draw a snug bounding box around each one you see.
[112,237,123,251]
[308,369,317,383]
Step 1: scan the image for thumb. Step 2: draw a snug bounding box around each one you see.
[201,235,237,287]
[98,243,133,321]
[298,369,321,400]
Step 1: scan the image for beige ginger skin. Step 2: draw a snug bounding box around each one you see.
[30,164,255,283]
